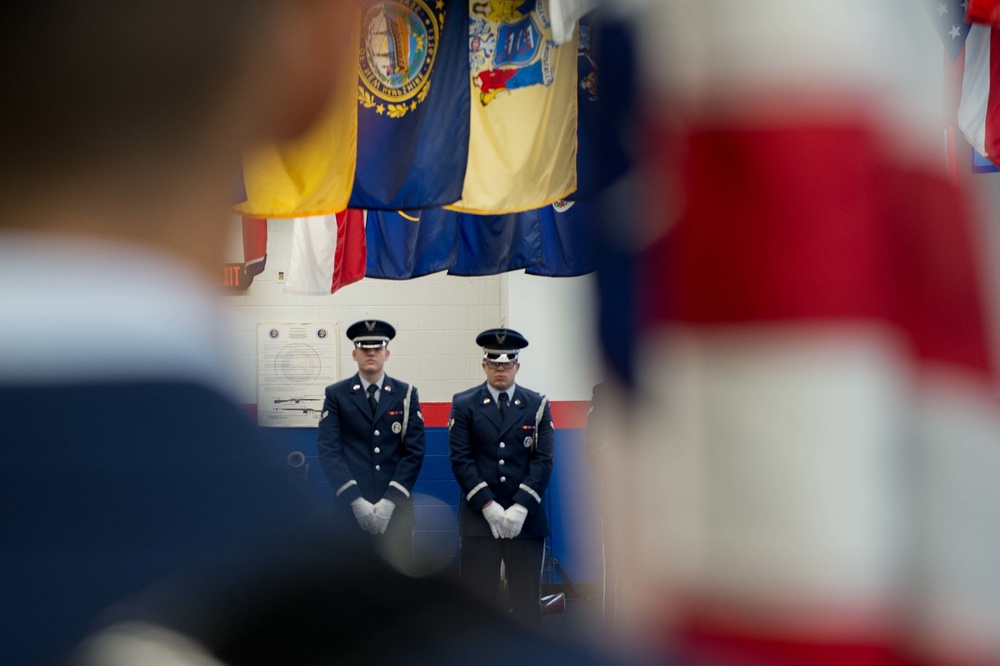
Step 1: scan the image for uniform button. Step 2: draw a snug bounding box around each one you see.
[499,459,505,465]
[375,465,381,471]
[499,443,505,448]
[500,476,507,482]
[374,447,380,454]
[374,429,380,436]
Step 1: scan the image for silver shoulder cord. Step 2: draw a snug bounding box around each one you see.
[533,397,548,450]
[401,384,413,439]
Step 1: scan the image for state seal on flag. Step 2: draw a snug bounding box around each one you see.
[358,0,441,119]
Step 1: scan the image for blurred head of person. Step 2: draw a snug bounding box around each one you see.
[0,0,362,273]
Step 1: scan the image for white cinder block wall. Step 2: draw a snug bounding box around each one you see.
[220,217,600,404]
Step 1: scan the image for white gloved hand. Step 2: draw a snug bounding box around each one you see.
[350,497,376,533]
[500,504,528,539]
[482,500,506,539]
[370,498,396,535]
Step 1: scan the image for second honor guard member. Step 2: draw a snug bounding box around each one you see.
[449,328,555,624]
[317,320,425,566]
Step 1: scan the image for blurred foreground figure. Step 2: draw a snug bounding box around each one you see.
[600,0,1000,664]
[0,1,360,662]
[69,534,620,666]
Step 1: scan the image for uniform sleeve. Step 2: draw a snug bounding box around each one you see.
[316,390,361,504]
[449,397,495,511]
[512,399,554,512]
[384,385,425,504]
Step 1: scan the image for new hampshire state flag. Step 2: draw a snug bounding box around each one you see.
[236,14,361,218]
[450,0,578,213]
[350,0,470,209]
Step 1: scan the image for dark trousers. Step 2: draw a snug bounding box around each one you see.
[372,514,413,573]
[601,513,618,639]
[460,536,544,625]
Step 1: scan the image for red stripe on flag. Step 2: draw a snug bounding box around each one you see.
[672,611,901,666]
[985,28,1000,165]
[330,209,366,293]
[643,121,995,381]
[967,0,1000,27]
[645,123,893,325]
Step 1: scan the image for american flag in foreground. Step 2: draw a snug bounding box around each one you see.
[592,1,1000,664]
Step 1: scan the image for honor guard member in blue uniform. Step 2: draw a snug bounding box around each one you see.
[317,320,425,566]
[449,328,555,624]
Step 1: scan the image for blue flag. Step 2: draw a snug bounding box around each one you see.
[525,201,596,277]
[349,0,469,209]
[449,210,542,276]
[572,11,633,200]
[365,209,459,279]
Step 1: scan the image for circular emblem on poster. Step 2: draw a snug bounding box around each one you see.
[275,343,322,384]
[316,328,328,339]
[359,0,439,106]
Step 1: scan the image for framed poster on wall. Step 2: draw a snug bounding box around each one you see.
[257,322,338,427]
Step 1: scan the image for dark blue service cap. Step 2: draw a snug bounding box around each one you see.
[476,328,528,363]
[346,320,396,348]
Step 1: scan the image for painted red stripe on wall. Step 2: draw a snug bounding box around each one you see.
[244,400,592,429]
[420,401,590,429]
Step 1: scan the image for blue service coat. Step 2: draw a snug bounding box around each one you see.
[2,380,318,665]
[317,373,425,528]
[449,382,554,538]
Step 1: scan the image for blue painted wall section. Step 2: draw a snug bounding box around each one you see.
[261,426,603,584]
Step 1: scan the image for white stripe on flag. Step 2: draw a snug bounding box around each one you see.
[285,215,340,295]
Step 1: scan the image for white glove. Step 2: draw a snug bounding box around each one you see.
[501,504,528,539]
[350,497,376,533]
[370,498,396,535]
[482,501,506,539]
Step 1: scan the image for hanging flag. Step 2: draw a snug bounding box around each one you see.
[955,22,1000,166]
[450,0,578,214]
[571,10,632,200]
[236,13,361,218]
[524,200,595,277]
[448,208,542,275]
[929,0,1000,170]
[285,211,367,294]
[548,0,596,45]
[241,216,268,287]
[364,208,460,279]
[350,0,470,209]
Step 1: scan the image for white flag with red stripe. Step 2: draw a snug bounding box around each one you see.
[285,210,367,295]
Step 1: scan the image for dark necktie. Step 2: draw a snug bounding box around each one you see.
[367,384,378,415]
[498,392,508,418]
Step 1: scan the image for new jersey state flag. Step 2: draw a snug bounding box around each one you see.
[236,15,361,218]
[350,0,470,210]
[450,0,578,214]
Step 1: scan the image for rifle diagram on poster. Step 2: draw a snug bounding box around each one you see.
[257,322,338,427]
